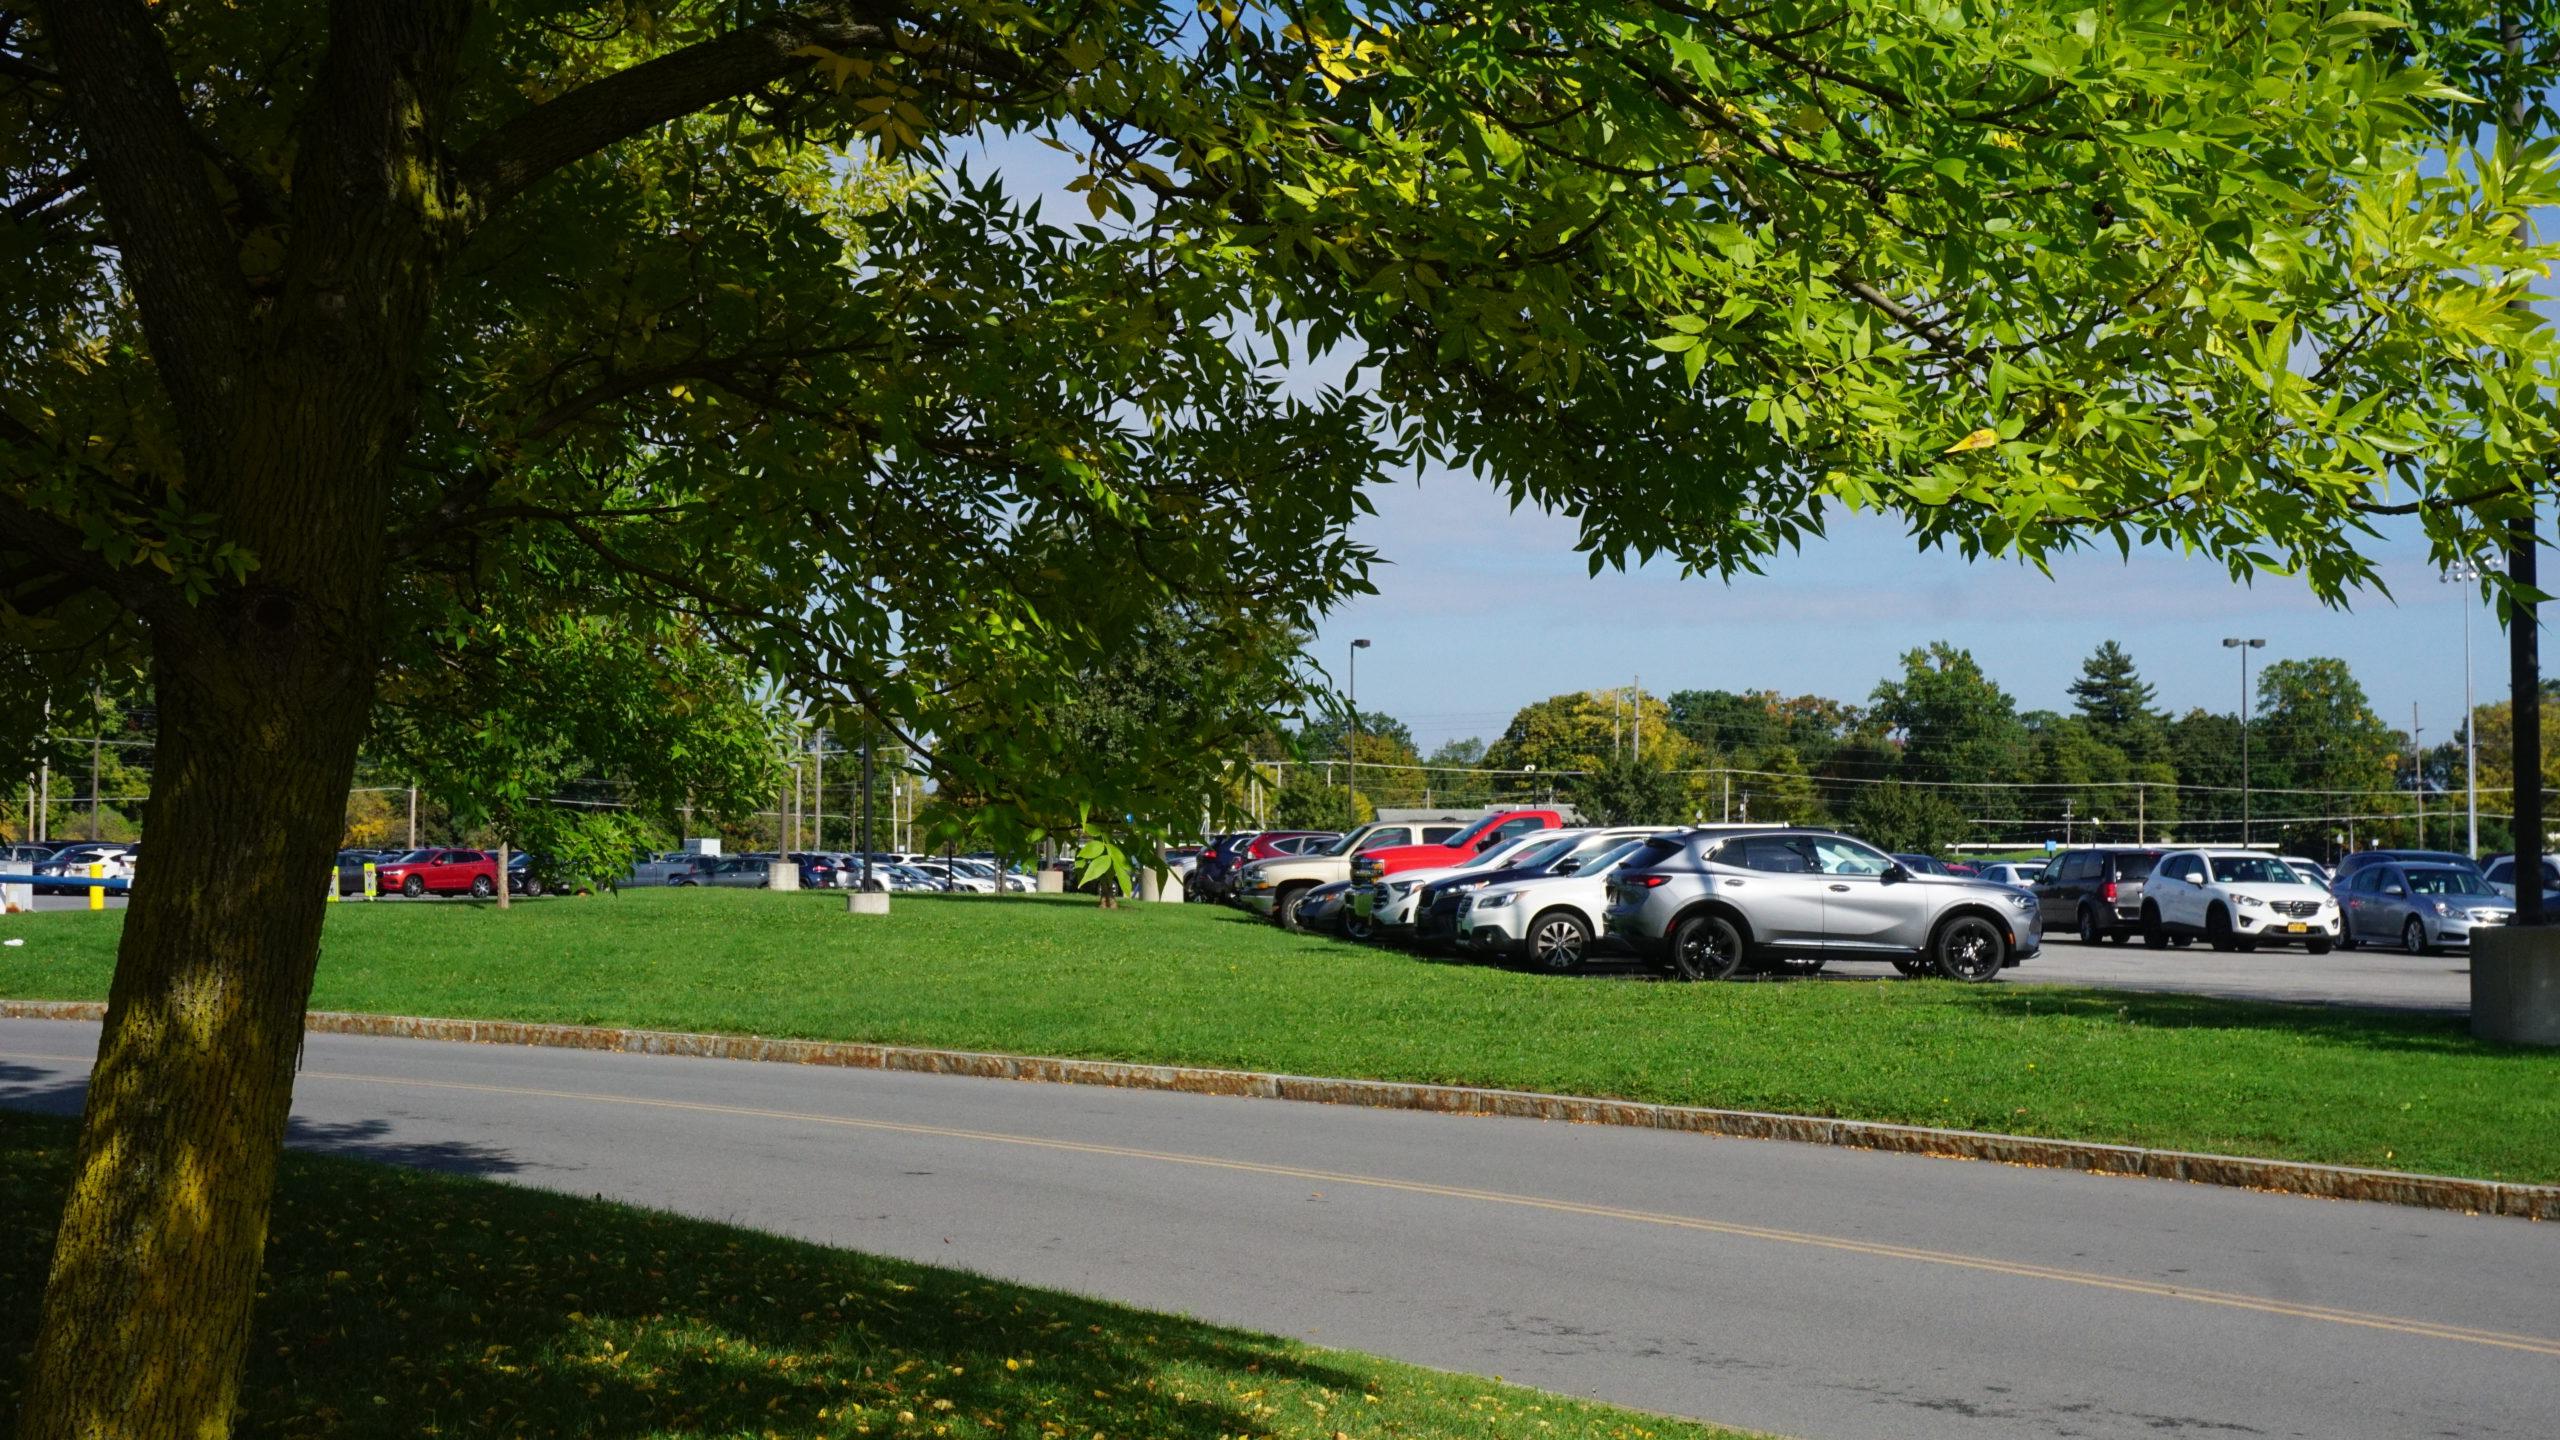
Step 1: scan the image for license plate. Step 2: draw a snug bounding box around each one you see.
[2286,922,2307,933]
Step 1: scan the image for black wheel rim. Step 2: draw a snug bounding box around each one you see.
[2405,920,2424,955]
[2079,910,2098,943]
[1942,921,2000,980]
[1343,911,1370,940]
[1534,917,1585,969]
[1678,922,1737,979]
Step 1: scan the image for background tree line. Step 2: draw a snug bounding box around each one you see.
[1261,642,2523,858]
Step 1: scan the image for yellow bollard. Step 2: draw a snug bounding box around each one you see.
[87,861,104,912]
[362,861,377,900]
[327,865,339,903]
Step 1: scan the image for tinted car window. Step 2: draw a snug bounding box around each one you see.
[1626,836,1687,869]
[1813,837,1896,875]
[2112,852,2159,879]
[1730,836,1816,873]
[2058,852,2095,881]
[2407,867,2490,896]
[2210,855,2298,885]
[1360,827,1412,849]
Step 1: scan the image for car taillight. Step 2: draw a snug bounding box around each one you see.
[2102,881,2118,903]
[1629,874,1670,889]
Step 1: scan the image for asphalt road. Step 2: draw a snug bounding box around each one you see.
[2003,937,2472,1013]
[4,1021,2552,1440]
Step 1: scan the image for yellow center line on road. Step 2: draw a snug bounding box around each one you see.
[8,1047,2559,1359]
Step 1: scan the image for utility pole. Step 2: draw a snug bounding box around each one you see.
[1631,675,1641,764]
[2412,703,2425,849]
[2222,638,2266,845]
[813,731,826,852]
[88,686,101,841]
[2137,784,2146,844]
[1347,638,1371,815]
[35,697,48,843]
[2449,560,2485,857]
[2502,8,2546,925]
[407,787,417,849]
[861,732,875,891]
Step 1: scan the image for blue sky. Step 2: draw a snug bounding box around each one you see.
[1311,475,2493,752]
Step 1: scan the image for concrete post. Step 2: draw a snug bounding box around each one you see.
[1136,866,1166,903]
[767,859,801,891]
[2472,927,2560,1046]
[1035,868,1066,894]
[846,889,890,916]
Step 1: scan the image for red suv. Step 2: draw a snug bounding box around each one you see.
[375,848,501,898]
[1350,809,1569,888]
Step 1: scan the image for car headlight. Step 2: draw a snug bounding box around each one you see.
[1475,891,1516,909]
[2432,900,2453,917]
[1246,877,1275,891]
[2005,892,2034,911]
[1388,880,1414,896]
[2234,894,2262,908]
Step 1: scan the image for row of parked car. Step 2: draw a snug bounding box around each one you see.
[1184,813,2046,981]
[2014,843,2549,956]
[625,849,1035,893]
[1,840,139,894]
[1183,810,2560,975]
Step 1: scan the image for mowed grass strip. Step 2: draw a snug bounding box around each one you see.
[5,889,2557,1183]
[0,1113,1750,1440]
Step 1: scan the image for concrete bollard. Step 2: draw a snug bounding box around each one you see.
[1136,867,1166,904]
[1036,868,1066,894]
[1,882,29,913]
[767,860,801,892]
[2473,927,2560,1047]
[846,890,890,916]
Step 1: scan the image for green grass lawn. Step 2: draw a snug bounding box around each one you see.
[0,1112,1747,1440]
[5,890,2557,1183]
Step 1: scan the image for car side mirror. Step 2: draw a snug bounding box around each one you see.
[1882,864,1909,884]
[1553,858,1582,875]
[2385,885,2406,897]
[1476,836,1500,851]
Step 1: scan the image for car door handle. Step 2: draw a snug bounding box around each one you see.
[1829,884,1851,892]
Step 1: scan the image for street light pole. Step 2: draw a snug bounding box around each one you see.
[2223,638,2266,845]
[1348,638,1371,817]
[2447,561,2485,858]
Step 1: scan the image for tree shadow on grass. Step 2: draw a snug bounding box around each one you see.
[0,1112,1463,1440]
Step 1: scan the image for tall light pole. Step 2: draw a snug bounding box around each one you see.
[1347,638,1371,817]
[2223,638,2266,845]
[2446,560,2486,858]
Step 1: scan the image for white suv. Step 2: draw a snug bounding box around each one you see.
[1455,835,1660,970]
[2140,848,2339,952]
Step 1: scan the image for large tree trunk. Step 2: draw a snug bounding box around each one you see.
[16,4,470,1433]
[15,592,379,1438]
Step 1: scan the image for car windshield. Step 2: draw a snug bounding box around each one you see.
[1320,829,1369,857]
[2406,867,2491,896]
[2209,856,2300,885]
[392,849,435,863]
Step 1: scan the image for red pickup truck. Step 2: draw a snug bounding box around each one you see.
[1349,809,1569,889]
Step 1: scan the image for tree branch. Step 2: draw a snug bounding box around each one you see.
[459,4,914,219]
[34,0,251,438]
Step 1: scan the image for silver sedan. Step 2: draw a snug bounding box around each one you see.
[2340,863,2513,954]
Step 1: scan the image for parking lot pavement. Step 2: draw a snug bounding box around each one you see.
[2009,937,2471,1014]
[20,894,128,912]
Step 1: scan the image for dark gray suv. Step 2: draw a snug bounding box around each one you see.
[1601,827,2041,982]
[2033,847,2165,945]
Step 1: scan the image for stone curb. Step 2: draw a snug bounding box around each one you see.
[6,998,2551,1220]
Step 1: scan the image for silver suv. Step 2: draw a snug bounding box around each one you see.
[1602,828,2041,982]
